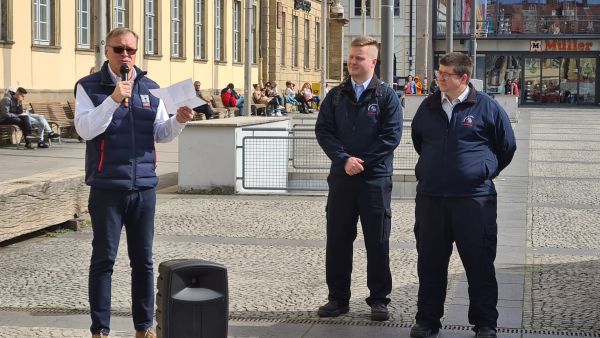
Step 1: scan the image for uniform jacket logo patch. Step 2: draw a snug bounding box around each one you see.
[367,103,378,116]
[462,115,474,127]
[140,94,151,108]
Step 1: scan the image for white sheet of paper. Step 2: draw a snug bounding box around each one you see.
[149,78,206,114]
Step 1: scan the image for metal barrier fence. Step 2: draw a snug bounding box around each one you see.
[241,126,418,191]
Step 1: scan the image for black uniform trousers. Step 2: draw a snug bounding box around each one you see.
[414,194,499,329]
[325,174,393,306]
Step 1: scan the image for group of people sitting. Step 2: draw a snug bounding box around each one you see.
[251,80,322,116]
[193,80,323,118]
[0,86,60,149]
[283,81,322,114]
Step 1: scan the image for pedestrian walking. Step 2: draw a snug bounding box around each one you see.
[74,27,195,338]
[409,52,517,338]
[315,35,403,322]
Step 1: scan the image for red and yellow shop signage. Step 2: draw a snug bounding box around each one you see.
[530,39,593,52]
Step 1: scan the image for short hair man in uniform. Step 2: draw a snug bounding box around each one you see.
[409,52,516,338]
[315,35,403,321]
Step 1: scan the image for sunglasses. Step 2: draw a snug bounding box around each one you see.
[109,46,138,55]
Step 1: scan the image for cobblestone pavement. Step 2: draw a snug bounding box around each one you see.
[0,327,130,338]
[3,108,600,337]
[525,109,600,335]
[0,197,463,325]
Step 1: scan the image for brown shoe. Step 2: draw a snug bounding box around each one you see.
[136,328,156,338]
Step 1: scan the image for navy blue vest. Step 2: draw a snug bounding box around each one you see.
[76,62,160,190]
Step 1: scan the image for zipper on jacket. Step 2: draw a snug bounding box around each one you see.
[130,98,136,190]
[97,139,105,172]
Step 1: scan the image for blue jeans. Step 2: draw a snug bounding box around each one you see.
[28,113,52,139]
[88,187,156,335]
[236,96,245,113]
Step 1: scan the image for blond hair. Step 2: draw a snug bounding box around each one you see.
[350,35,379,48]
[106,27,139,46]
[350,36,379,59]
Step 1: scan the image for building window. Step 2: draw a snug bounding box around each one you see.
[304,19,310,68]
[291,15,298,67]
[171,0,183,57]
[34,0,54,46]
[280,12,286,65]
[394,0,399,17]
[194,0,206,59]
[353,0,370,17]
[315,22,320,69]
[233,0,241,62]
[0,0,9,43]
[215,0,224,61]
[113,0,127,28]
[144,0,158,55]
[77,0,91,49]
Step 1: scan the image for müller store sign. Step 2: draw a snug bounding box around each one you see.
[529,39,593,52]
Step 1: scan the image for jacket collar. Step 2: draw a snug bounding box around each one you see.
[428,82,477,109]
[340,75,381,98]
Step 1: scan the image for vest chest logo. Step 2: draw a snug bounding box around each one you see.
[367,103,378,116]
[140,94,151,108]
[462,115,474,127]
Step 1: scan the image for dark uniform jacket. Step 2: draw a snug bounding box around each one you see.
[315,76,403,177]
[76,61,161,190]
[411,83,517,197]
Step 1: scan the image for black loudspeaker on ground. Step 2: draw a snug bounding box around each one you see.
[156,259,229,338]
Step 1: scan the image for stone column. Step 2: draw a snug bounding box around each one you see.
[327,18,349,81]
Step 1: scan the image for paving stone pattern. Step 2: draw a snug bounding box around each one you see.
[529,207,600,249]
[3,109,600,336]
[530,149,600,162]
[526,110,600,334]
[529,178,600,206]
[0,196,463,333]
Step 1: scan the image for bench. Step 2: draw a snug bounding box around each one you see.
[250,95,268,116]
[66,100,76,120]
[198,90,230,119]
[213,95,238,117]
[0,167,89,242]
[29,102,76,141]
[0,124,21,145]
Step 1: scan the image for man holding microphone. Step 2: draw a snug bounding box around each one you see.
[75,27,194,338]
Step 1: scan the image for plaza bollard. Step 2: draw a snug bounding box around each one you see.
[156,259,228,338]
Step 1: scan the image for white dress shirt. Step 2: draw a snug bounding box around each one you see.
[441,86,470,122]
[351,76,373,101]
[74,67,186,143]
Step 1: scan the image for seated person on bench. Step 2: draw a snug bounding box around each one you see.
[0,87,45,149]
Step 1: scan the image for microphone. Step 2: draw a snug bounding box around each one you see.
[119,65,130,107]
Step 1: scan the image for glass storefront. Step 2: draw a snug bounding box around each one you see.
[434,0,600,37]
[485,54,597,105]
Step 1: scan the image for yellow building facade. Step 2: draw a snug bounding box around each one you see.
[0,0,340,101]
